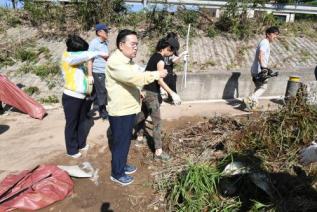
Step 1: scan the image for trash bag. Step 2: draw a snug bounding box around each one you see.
[0,74,46,119]
[0,165,74,211]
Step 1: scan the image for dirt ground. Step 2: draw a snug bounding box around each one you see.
[0,100,278,211]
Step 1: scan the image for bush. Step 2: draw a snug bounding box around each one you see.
[207,26,218,38]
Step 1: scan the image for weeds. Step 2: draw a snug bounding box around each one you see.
[167,163,241,211]
[23,86,40,96]
[40,95,59,104]
[18,62,60,81]
[233,86,317,171]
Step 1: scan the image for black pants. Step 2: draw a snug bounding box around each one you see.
[62,94,92,155]
[92,73,107,108]
[109,114,136,179]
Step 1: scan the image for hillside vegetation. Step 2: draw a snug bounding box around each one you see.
[0,0,316,102]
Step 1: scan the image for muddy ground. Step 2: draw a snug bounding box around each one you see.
[0,100,278,212]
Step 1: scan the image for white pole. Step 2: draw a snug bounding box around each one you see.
[183,24,191,88]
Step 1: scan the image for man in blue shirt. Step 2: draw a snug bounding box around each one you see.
[88,23,110,120]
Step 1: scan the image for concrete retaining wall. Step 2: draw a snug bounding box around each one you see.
[176,69,316,101]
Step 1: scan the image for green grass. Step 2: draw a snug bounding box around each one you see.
[18,63,60,79]
[168,163,241,211]
[40,95,59,104]
[24,86,40,96]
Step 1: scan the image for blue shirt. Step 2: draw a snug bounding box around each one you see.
[88,37,109,73]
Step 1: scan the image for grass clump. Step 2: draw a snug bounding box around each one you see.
[32,63,60,79]
[40,95,59,104]
[24,86,40,96]
[167,163,241,211]
[18,63,60,79]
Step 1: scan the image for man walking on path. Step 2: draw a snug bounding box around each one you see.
[106,29,167,186]
[88,23,110,120]
[244,26,279,111]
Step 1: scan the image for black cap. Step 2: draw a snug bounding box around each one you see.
[167,37,179,56]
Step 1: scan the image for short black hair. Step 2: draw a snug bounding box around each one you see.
[116,29,137,49]
[66,34,89,52]
[266,26,280,35]
[156,37,175,52]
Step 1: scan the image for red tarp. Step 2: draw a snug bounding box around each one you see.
[0,165,74,211]
[0,74,46,119]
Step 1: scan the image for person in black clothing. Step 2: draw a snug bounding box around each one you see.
[135,37,181,161]
[0,101,3,115]
[161,32,188,102]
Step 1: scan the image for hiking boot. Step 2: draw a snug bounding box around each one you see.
[124,164,137,175]
[154,151,171,161]
[67,152,82,159]
[110,175,134,186]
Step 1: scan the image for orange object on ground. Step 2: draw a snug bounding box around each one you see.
[0,165,74,211]
[0,74,46,119]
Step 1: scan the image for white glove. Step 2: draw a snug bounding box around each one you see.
[171,92,181,105]
[160,88,168,100]
[88,76,94,85]
[183,54,188,62]
[300,142,317,165]
[181,50,188,57]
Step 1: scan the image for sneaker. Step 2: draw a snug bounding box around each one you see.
[124,164,137,175]
[67,152,82,159]
[154,151,171,161]
[79,144,90,152]
[110,175,134,186]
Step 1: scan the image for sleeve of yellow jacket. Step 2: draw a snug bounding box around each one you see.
[107,61,160,87]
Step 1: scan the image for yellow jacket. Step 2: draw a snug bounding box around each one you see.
[106,49,160,116]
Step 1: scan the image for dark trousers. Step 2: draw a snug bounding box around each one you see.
[92,72,107,108]
[62,94,92,155]
[109,114,136,179]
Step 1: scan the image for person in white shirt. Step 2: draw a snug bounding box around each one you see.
[244,26,280,111]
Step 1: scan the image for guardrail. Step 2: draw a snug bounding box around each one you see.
[125,0,317,15]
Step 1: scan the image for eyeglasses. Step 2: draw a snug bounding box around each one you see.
[122,42,138,48]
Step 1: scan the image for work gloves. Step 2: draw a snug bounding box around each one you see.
[171,92,181,105]
[300,141,317,165]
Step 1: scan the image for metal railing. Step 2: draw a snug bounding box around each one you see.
[125,0,317,15]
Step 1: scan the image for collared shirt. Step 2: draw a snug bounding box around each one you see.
[106,49,160,116]
[88,37,109,73]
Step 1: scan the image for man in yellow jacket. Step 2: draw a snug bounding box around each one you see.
[106,29,167,186]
